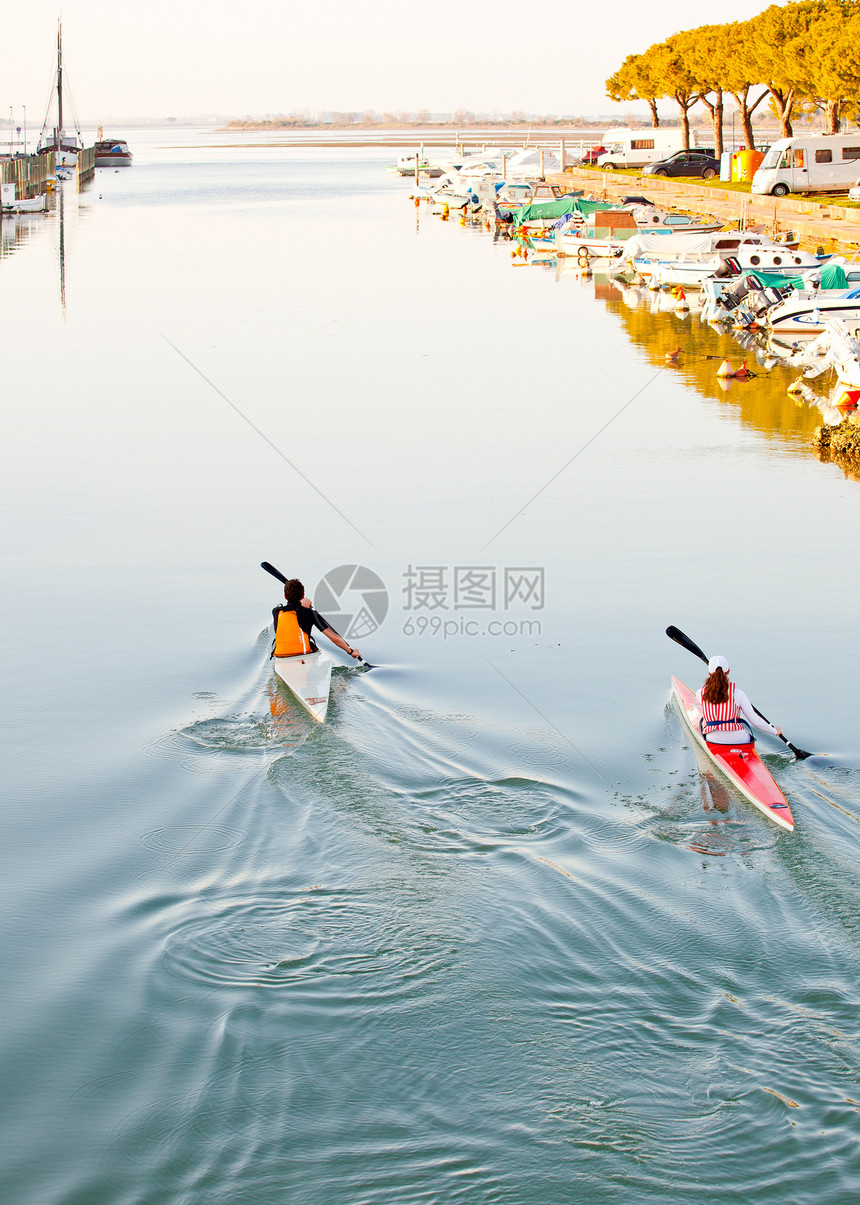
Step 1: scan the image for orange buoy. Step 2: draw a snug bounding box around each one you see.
[734,360,750,379]
[665,347,682,361]
[716,360,735,378]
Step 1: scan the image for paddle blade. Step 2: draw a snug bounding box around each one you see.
[785,739,813,761]
[261,561,288,584]
[666,625,709,665]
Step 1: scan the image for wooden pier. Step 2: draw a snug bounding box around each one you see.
[0,147,96,202]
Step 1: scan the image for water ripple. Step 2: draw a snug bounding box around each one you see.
[159,886,459,1003]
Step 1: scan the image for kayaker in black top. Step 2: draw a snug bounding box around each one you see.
[272,578,361,660]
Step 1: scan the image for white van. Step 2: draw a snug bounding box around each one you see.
[752,133,860,195]
[596,128,695,170]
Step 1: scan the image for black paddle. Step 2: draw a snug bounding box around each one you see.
[666,625,812,760]
[261,561,374,668]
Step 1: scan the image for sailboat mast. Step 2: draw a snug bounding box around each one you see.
[57,24,63,139]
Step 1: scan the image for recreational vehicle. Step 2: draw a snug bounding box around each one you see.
[596,128,696,170]
[752,133,860,195]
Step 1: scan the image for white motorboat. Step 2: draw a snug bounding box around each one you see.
[628,209,724,235]
[764,286,860,334]
[501,147,562,179]
[647,243,822,290]
[94,139,133,168]
[554,207,693,259]
[0,185,48,213]
[626,231,795,279]
[701,262,860,327]
[273,651,334,723]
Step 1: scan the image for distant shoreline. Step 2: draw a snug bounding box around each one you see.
[223,118,824,135]
[225,119,622,132]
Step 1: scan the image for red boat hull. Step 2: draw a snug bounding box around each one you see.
[671,676,794,831]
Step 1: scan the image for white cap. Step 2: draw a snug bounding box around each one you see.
[708,655,729,674]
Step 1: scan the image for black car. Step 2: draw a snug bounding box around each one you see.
[643,149,720,179]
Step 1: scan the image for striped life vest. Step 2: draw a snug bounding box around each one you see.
[700,682,743,733]
[274,609,312,657]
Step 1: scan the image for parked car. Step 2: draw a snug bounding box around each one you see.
[848,176,860,201]
[643,149,719,179]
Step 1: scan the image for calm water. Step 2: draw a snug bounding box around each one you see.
[3,129,860,1204]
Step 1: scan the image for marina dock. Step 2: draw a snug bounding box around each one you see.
[548,167,860,252]
[0,147,95,202]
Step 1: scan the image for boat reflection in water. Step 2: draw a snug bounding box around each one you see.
[596,271,826,448]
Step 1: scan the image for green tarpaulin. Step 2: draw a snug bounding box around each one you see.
[819,262,848,289]
[514,197,618,225]
[741,269,808,290]
[741,262,843,291]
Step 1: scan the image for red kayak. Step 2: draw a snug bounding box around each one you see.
[671,676,794,831]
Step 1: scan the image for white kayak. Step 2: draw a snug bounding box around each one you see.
[273,650,333,723]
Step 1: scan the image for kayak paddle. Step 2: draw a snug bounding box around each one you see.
[261,560,288,585]
[261,561,374,668]
[666,625,812,760]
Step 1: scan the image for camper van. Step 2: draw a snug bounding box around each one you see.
[752,133,860,195]
[595,128,695,170]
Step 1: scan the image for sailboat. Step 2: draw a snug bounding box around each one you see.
[36,22,82,168]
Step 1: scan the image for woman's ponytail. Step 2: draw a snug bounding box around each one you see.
[702,665,730,705]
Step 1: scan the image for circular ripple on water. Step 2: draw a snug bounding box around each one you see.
[159,888,456,1000]
[509,737,569,769]
[139,824,248,855]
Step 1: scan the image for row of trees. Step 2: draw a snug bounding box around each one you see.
[606,0,860,155]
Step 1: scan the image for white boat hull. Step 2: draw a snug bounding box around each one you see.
[556,232,626,259]
[766,295,860,334]
[1,194,48,213]
[273,650,333,723]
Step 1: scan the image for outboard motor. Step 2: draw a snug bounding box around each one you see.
[719,276,753,313]
[714,255,742,279]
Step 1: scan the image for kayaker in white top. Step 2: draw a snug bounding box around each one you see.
[695,655,783,745]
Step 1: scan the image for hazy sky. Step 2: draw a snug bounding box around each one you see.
[4,1,770,122]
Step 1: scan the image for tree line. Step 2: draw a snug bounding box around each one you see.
[606,0,860,155]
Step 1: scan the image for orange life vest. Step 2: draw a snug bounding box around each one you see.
[274,609,312,657]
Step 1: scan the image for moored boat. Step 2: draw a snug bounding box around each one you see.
[0,185,48,213]
[646,243,821,290]
[94,139,133,168]
[36,22,82,169]
[671,676,794,830]
[273,650,333,723]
